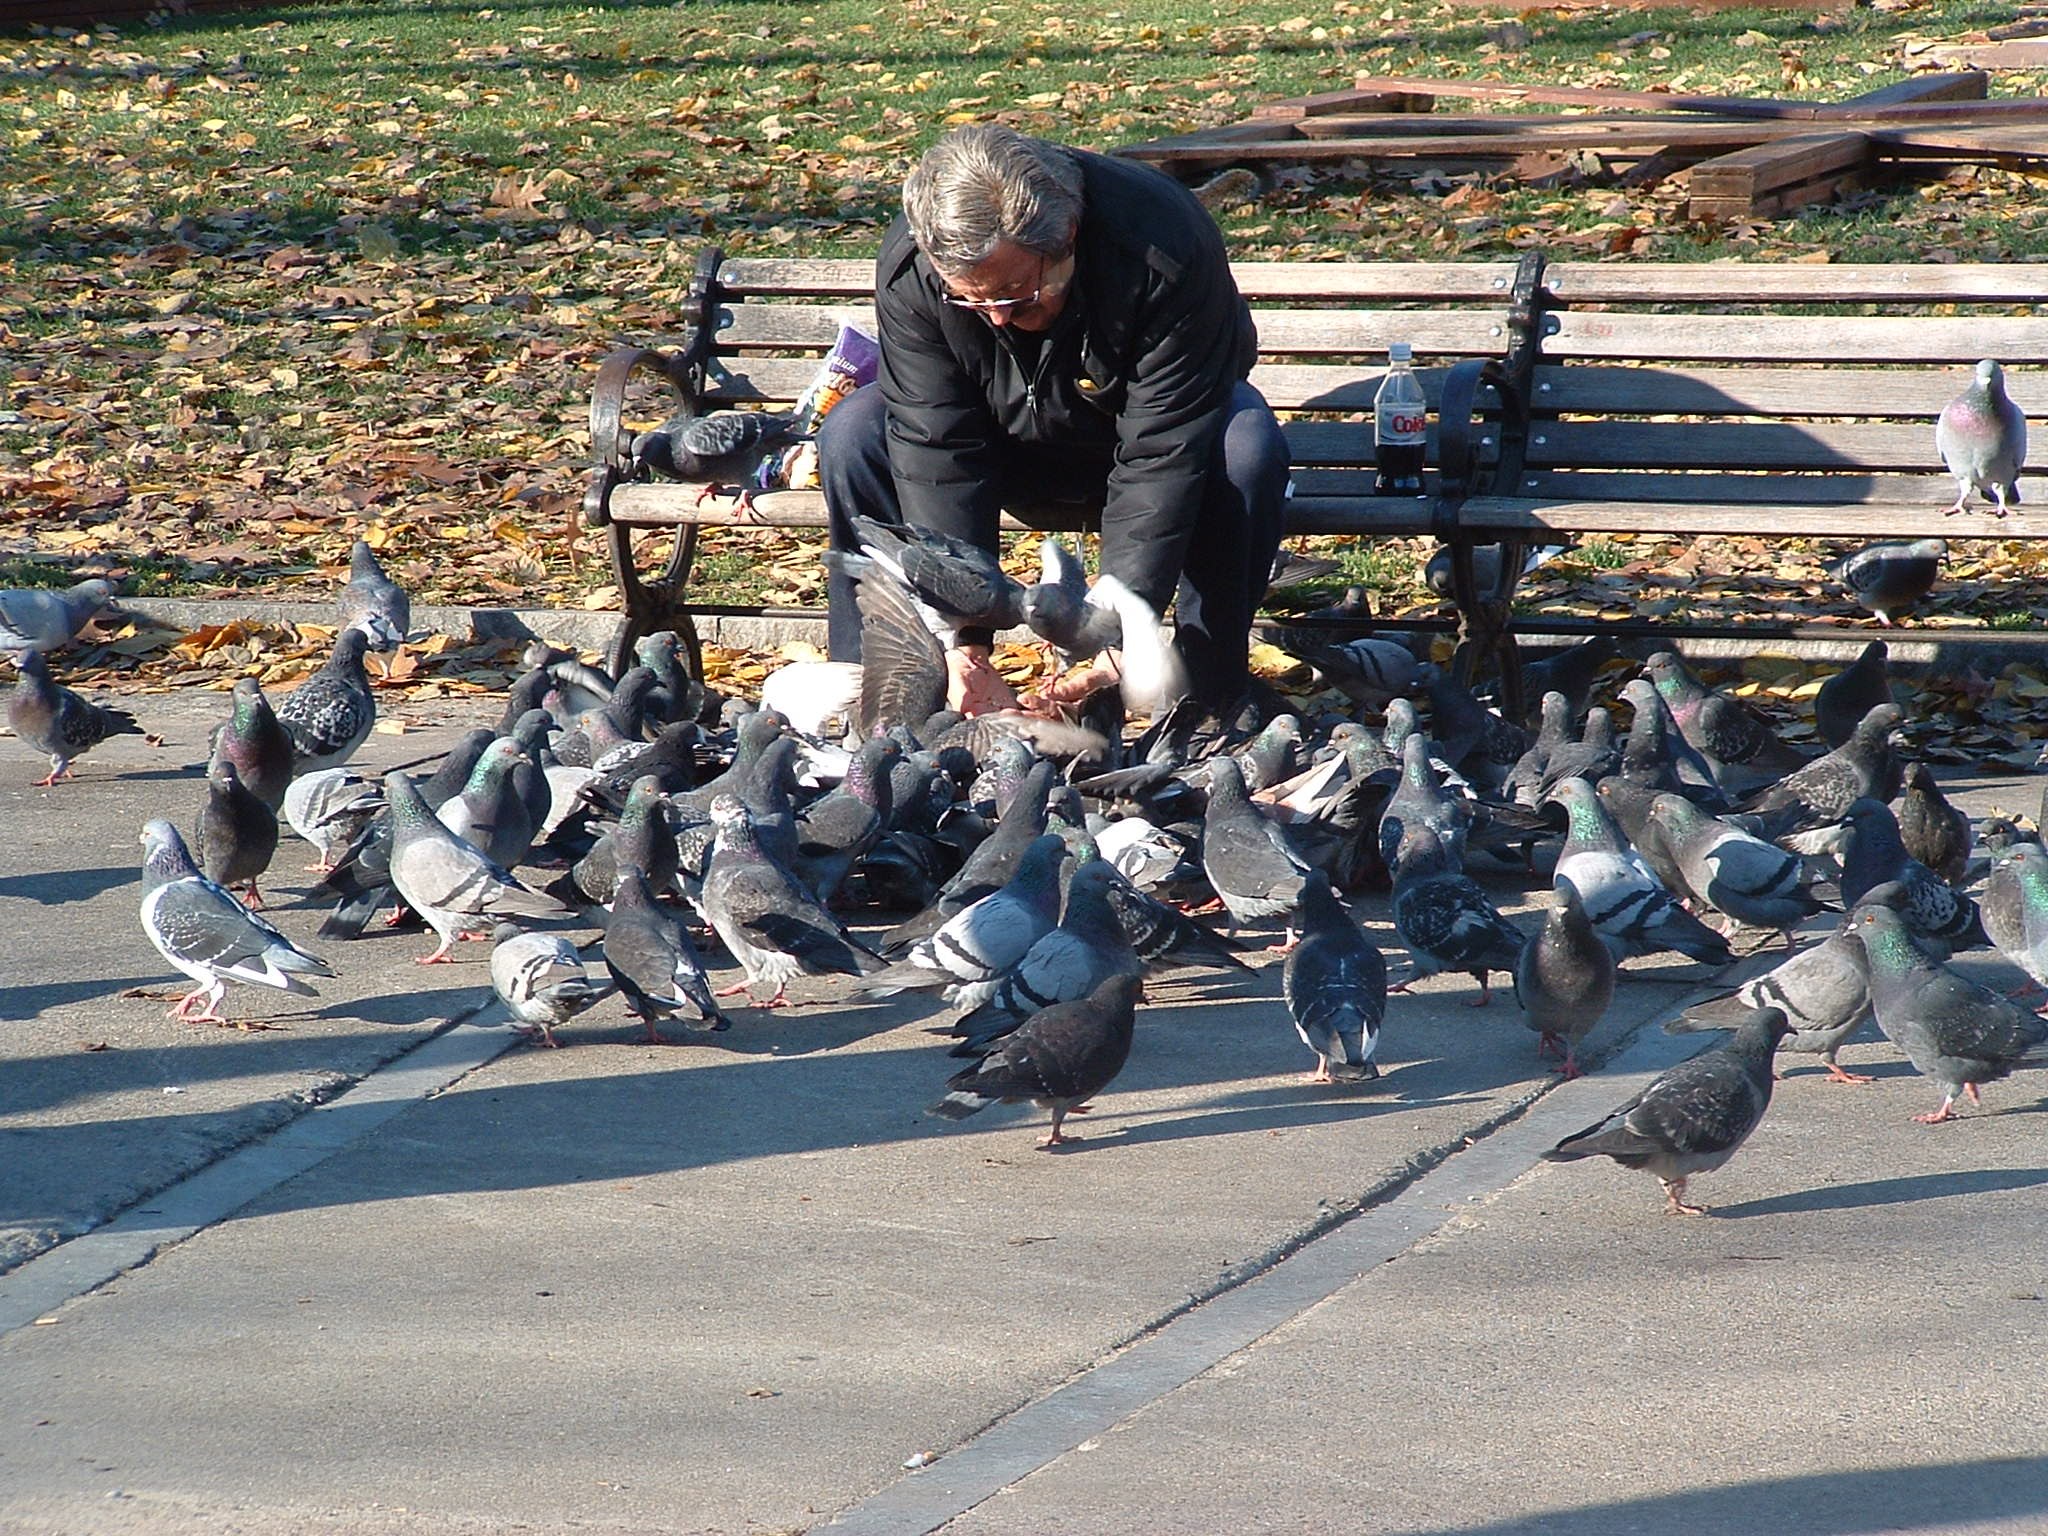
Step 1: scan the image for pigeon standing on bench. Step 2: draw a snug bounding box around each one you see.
[632,408,799,513]
[0,577,117,654]
[338,538,410,649]
[1936,357,2026,516]
[8,648,141,787]
[1829,539,1945,626]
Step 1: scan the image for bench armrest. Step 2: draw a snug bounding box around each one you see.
[1435,356,1530,505]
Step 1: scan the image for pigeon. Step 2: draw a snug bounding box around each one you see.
[1648,792,1829,943]
[491,924,613,1048]
[196,759,280,908]
[632,408,798,489]
[208,677,295,812]
[1898,764,1972,886]
[1982,841,2048,994]
[1535,708,1619,805]
[548,774,676,908]
[274,621,378,773]
[1021,536,1121,662]
[851,557,947,739]
[1515,878,1616,1079]
[313,730,494,941]
[139,819,334,1024]
[1517,635,1621,722]
[1267,547,1342,592]
[1388,823,1525,1005]
[1617,678,1721,800]
[879,761,1056,952]
[1285,635,1419,709]
[337,538,409,649]
[1848,900,2048,1123]
[1641,651,1809,796]
[1201,755,1310,933]
[1074,574,1188,720]
[634,630,700,727]
[1282,870,1386,1083]
[927,971,1144,1149]
[1547,778,1733,970]
[527,643,616,718]
[1595,775,1690,907]
[1502,691,1571,808]
[1740,703,1903,840]
[1093,815,1186,890]
[604,868,729,1042]
[1379,731,1473,870]
[8,648,141,785]
[1838,797,1982,957]
[1542,1006,1791,1215]
[860,834,1065,1001]
[0,577,116,654]
[1936,357,2027,516]
[1418,661,1531,792]
[1669,924,1873,1085]
[699,794,880,1006]
[1814,640,1892,751]
[437,737,539,872]
[283,766,384,872]
[845,513,1026,641]
[384,770,570,963]
[1829,538,1945,626]
[948,859,1143,1049]
[580,719,701,813]
[1102,875,1250,972]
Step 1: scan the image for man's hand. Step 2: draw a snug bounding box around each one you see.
[945,645,1019,716]
[1023,651,1122,713]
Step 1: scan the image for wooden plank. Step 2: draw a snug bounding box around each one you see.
[1530,364,2015,419]
[718,259,1527,304]
[1523,420,1957,472]
[1903,38,2048,69]
[1250,87,1434,121]
[1114,119,1303,158]
[1869,125,2048,164]
[1830,72,1988,111]
[1341,75,1830,120]
[1544,260,2048,303]
[1289,120,1784,153]
[1686,131,1873,220]
[712,304,1518,358]
[1546,312,2048,364]
[1506,469,1982,503]
[1451,495,2040,541]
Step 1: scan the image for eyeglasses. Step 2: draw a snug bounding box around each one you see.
[942,252,1071,316]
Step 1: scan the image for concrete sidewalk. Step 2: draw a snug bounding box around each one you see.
[1,688,2044,1535]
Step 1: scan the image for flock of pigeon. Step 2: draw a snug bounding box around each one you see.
[3,389,2046,1211]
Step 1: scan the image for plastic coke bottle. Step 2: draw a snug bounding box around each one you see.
[1374,342,1427,496]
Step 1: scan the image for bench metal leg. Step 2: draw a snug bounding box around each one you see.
[603,519,706,683]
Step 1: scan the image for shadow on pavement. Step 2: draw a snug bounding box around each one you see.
[0,974,164,1021]
[1714,1166,2048,1219]
[1414,1454,2048,1535]
[0,864,137,906]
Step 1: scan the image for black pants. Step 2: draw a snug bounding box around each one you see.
[819,380,1289,707]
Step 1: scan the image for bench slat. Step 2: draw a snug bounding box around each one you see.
[1453,495,2035,540]
[712,304,1517,357]
[1545,261,2048,304]
[1510,468,1991,504]
[1531,363,2022,419]
[1549,311,2048,363]
[715,258,1531,304]
[1526,419,1962,471]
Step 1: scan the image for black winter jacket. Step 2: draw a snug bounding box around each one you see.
[874,147,1259,616]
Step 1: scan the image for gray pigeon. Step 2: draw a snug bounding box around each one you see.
[196,759,280,909]
[1283,869,1386,1083]
[845,513,1027,643]
[851,557,947,740]
[928,971,1144,1149]
[1618,678,1721,800]
[1202,756,1310,934]
[949,859,1143,1050]
[1547,778,1733,970]
[1740,704,1904,840]
[1648,792,1828,944]
[337,538,409,649]
[604,868,729,1042]
[283,766,384,872]
[1418,661,1531,792]
[209,677,295,812]
[1515,878,1616,1079]
[1848,900,2048,1123]
[491,924,613,1048]
[861,834,1065,1002]
[384,770,570,963]
[1287,636,1419,710]
[1838,797,1982,957]
[1814,640,1891,751]
[1543,1006,1791,1215]
[1829,539,1945,626]
[632,408,797,489]
[436,737,538,872]
[0,577,116,655]
[1389,823,1525,1005]
[1503,690,1571,808]
[1021,536,1121,662]
[700,794,880,1006]
[1102,876,1251,973]
[1642,651,1809,797]
[1379,732,1473,870]
[546,774,676,908]
[139,819,334,1024]
[8,648,141,786]
[1979,841,2048,995]
[1898,764,1971,886]
[1669,924,1874,1085]
[1936,357,2026,515]
[274,621,378,773]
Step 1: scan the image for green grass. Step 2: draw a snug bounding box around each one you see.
[4,0,2047,612]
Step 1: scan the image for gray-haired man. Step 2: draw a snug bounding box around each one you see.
[819,124,1289,718]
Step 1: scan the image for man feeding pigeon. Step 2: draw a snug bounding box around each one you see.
[819,123,1290,720]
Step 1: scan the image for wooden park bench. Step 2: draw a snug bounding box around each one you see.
[584,249,2048,718]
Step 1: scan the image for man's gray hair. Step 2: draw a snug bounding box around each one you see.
[902,125,1084,275]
